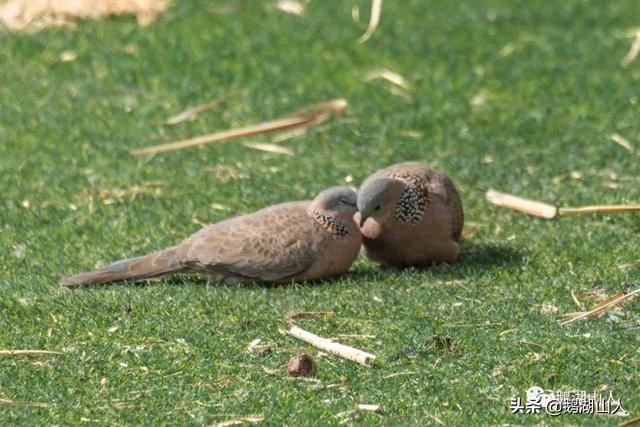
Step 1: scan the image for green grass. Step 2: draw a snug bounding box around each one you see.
[1,0,639,425]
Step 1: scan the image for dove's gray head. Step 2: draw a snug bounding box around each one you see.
[312,186,358,214]
[357,178,405,227]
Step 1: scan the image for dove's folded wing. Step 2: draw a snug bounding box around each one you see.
[180,202,324,281]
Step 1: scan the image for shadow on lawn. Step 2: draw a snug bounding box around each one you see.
[456,240,525,271]
[344,240,525,281]
[63,241,524,290]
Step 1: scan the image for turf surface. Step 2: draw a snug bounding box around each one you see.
[1,0,639,425]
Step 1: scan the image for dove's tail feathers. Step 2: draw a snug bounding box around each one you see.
[60,246,184,287]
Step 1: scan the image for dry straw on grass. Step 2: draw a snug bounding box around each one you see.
[132,99,347,156]
[365,69,408,89]
[609,133,635,152]
[561,288,640,325]
[0,399,49,408]
[621,28,640,67]
[242,142,293,156]
[165,97,227,125]
[0,0,169,31]
[357,0,382,43]
[212,415,265,427]
[0,349,62,356]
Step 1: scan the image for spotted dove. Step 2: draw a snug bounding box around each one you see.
[60,187,361,286]
[356,162,464,267]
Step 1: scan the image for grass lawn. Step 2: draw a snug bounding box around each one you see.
[1,0,639,424]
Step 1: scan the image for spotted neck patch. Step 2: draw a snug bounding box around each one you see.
[389,172,429,224]
[308,209,348,237]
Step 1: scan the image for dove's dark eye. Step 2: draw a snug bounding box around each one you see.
[375,205,381,211]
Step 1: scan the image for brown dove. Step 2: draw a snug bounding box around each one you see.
[60,187,361,286]
[356,162,464,267]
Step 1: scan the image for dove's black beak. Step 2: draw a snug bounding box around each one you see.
[359,215,368,228]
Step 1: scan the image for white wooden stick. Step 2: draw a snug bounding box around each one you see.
[286,325,376,367]
[485,189,557,219]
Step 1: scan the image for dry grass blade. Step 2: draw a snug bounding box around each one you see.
[382,371,416,379]
[276,0,304,16]
[558,205,640,216]
[351,5,360,23]
[621,29,640,67]
[132,99,347,156]
[165,97,226,125]
[617,416,640,427]
[243,142,293,156]
[212,415,265,427]
[271,127,306,143]
[0,349,63,356]
[564,292,624,319]
[0,0,169,31]
[287,311,334,320]
[365,69,408,89]
[357,0,382,43]
[485,189,557,219]
[571,290,586,311]
[561,288,640,325]
[0,399,48,408]
[609,133,635,152]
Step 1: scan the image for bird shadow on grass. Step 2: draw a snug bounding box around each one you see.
[61,241,524,291]
[61,272,349,291]
[342,240,525,283]
[455,240,525,271]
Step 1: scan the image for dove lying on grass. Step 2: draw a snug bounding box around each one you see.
[61,187,361,286]
[356,162,464,267]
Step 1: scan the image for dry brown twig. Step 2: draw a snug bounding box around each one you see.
[284,325,376,367]
[561,288,640,325]
[132,99,347,156]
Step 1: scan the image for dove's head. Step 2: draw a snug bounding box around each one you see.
[312,186,358,217]
[357,177,406,227]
